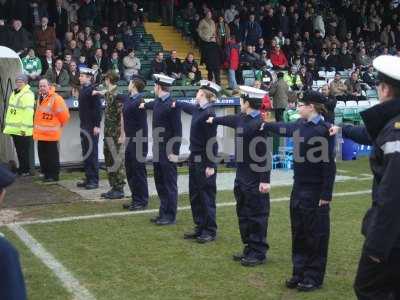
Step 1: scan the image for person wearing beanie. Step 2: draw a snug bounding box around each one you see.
[3,74,35,176]
[260,90,336,292]
[207,85,272,266]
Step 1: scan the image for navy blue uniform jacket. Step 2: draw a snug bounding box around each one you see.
[79,84,102,129]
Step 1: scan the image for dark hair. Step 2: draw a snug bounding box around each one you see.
[132,78,145,92]
[277,72,284,79]
[244,97,262,110]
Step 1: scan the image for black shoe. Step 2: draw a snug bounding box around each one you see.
[155,218,176,226]
[76,181,87,188]
[196,234,215,244]
[297,279,321,292]
[285,276,302,289]
[104,190,124,199]
[42,177,59,183]
[85,183,99,190]
[240,256,266,267]
[150,216,160,223]
[128,203,147,211]
[101,190,113,198]
[122,203,131,209]
[232,252,245,261]
[183,231,200,240]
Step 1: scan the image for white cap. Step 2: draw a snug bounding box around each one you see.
[239,85,267,100]
[373,55,400,82]
[153,74,175,86]
[79,67,96,76]
[199,80,222,95]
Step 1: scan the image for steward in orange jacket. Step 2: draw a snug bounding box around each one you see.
[33,79,70,182]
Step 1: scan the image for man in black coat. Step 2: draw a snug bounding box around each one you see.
[8,19,32,54]
[0,19,10,47]
[50,0,69,40]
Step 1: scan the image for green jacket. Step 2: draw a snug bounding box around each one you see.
[22,56,42,77]
[3,84,35,136]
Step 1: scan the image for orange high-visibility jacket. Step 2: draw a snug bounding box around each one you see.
[33,87,70,141]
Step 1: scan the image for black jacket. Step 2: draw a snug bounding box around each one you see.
[78,84,102,129]
[343,99,400,261]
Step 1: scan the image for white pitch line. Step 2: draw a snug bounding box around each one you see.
[7,224,96,300]
[10,190,371,226]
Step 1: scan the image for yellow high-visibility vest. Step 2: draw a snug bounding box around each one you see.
[3,84,35,136]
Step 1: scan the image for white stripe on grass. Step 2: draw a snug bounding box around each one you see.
[11,190,371,226]
[7,224,96,300]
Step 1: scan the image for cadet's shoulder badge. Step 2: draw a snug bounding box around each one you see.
[394,122,400,129]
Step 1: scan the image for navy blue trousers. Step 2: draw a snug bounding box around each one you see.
[153,153,178,221]
[290,183,330,286]
[0,237,26,300]
[80,129,99,184]
[188,156,217,236]
[125,140,149,206]
[234,182,270,260]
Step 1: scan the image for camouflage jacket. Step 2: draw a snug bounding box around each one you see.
[104,85,122,138]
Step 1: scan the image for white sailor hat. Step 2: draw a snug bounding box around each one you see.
[199,80,222,95]
[239,85,267,100]
[79,67,96,76]
[153,74,175,86]
[373,55,400,87]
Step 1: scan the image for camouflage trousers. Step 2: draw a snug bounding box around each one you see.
[103,136,125,191]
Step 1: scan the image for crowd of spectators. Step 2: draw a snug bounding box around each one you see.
[0,0,398,101]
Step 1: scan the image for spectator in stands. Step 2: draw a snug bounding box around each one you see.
[345,71,363,99]
[362,65,377,87]
[88,48,109,74]
[339,47,354,71]
[203,41,222,85]
[182,1,196,22]
[240,44,264,70]
[78,55,87,68]
[109,50,123,79]
[122,26,139,50]
[329,72,347,98]
[276,5,289,37]
[151,51,167,76]
[127,2,144,25]
[93,32,101,49]
[224,4,238,24]
[51,0,69,41]
[260,50,273,70]
[161,0,174,26]
[355,48,372,69]
[182,52,202,84]
[225,35,240,90]
[8,19,32,55]
[255,38,266,55]
[320,84,337,124]
[270,45,288,70]
[0,19,9,47]
[68,60,80,89]
[22,48,42,82]
[115,41,127,60]
[108,0,125,29]
[35,17,56,57]
[45,58,69,87]
[230,15,244,44]
[313,11,325,38]
[299,66,313,91]
[68,40,81,60]
[41,49,54,75]
[166,50,183,79]
[269,72,289,122]
[63,51,73,69]
[198,9,217,62]
[245,13,262,46]
[123,49,141,82]
[81,39,95,60]
[261,7,274,42]
[77,0,96,27]
[216,16,230,48]
[274,31,285,47]
[326,48,340,71]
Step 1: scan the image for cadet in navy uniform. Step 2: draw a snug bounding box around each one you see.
[260,91,336,291]
[0,165,27,300]
[76,67,102,189]
[121,75,149,211]
[330,55,400,300]
[207,86,272,266]
[139,74,182,225]
[173,80,220,243]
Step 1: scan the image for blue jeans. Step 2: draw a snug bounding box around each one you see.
[228,69,238,89]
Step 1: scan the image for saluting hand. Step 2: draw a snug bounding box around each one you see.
[368,256,381,263]
[171,101,176,108]
[205,167,215,178]
[206,117,214,124]
[168,154,179,163]
[259,182,271,194]
[139,103,145,109]
[329,125,341,136]
[319,199,330,206]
